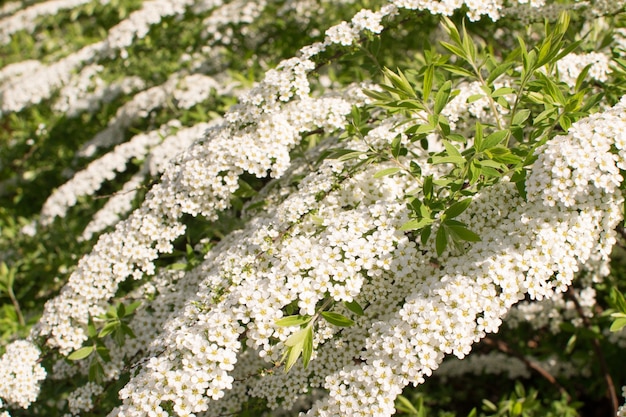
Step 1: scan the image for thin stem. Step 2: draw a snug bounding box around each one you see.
[7,286,25,327]
[482,336,570,400]
[473,65,504,132]
[566,287,619,415]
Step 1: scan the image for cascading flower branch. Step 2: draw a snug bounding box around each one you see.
[2,0,626,416]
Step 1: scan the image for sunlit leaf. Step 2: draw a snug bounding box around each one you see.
[68,346,95,361]
[320,311,354,327]
[275,315,312,327]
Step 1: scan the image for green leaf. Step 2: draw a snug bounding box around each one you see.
[431,155,465,165]
[323,148,363,161]
[406,123,436,135]
[491,87,515,98]
[440,64,475,78]
[559,114,572,132]
[285,327,310,347]
[351,105,361,126]
[275,315,312,327]
[435,226,447,256]
[321,311,354,327]
[612,288,626,313]
[442,138,462,158]
[396,395,420,415]
[486,61,514,84]
[0,262,8,280]
[482,130,509,150]
[477,159,506,170]
[444,198,472,219]
[284,343,303,372]
[373,167,401,178]
[99,321,120,338]
[447,133,466,143]
[383,67,416,98]
[96,345,111,362]
[511,109,531,126]
[236,178,257,198]
[422,175,433,200]
[423,65,434,101]
[491,150,522,165]
[423,175,433,201]
[461,21,477,63]
[421,225,432,246]
[120,323,137,339]
[409,161,422,176]
[117,303,126,318]
[610,317,626,332]
[440,16,462,45]
[574,63,593,92]
[344,300,364,316]
[565,333,577,354]
[68,346,95,361]
[125,300,142,316]
[113,327,126,346]
[363,88,391,102]
[88,359,104,383]
[474,122,484,151]
[393,99,425,111]
[447,224,481,242]
[87,318,97,338]
[167,263,188,271]
[301,326,313,369]
[468,159,480,184]
[391,135,402,158]
[400,217,434,231]
[337,151,365,162]
[434,80,452,115]
[483,399,498,412]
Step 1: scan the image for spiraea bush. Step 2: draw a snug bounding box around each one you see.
[2,0,626,416]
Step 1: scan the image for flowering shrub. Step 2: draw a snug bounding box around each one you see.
[2,0,626,416]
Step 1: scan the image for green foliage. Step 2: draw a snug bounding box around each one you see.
[344,10,616,263]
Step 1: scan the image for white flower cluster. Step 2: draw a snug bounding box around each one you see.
[0,42,104,114]
[442,80,511,131]
[0,0,105,44]
[102,0,195,55]
[0,0,202,113]
[53,64,145,117]
[112,120,409,416]
[81,121,215,240]
[0,1,20,17]
[201,0,267,44]
[505,286,596,332]
[394,0,504,20]
[41,122,176,225]
[301,98,626,417]
[75,73,224,158]
[29,84,355,362]
[619,386,626,417]
[3,0,626,415]
[66,381,104,415]
[0,341,46,409]
[556,52,611,88]
[0,60,44,87]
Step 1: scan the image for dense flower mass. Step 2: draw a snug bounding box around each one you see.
[1,0,626,416]
[0,341,46,409]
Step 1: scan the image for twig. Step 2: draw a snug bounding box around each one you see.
[482,335,570,400]
[565,287,619,416]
